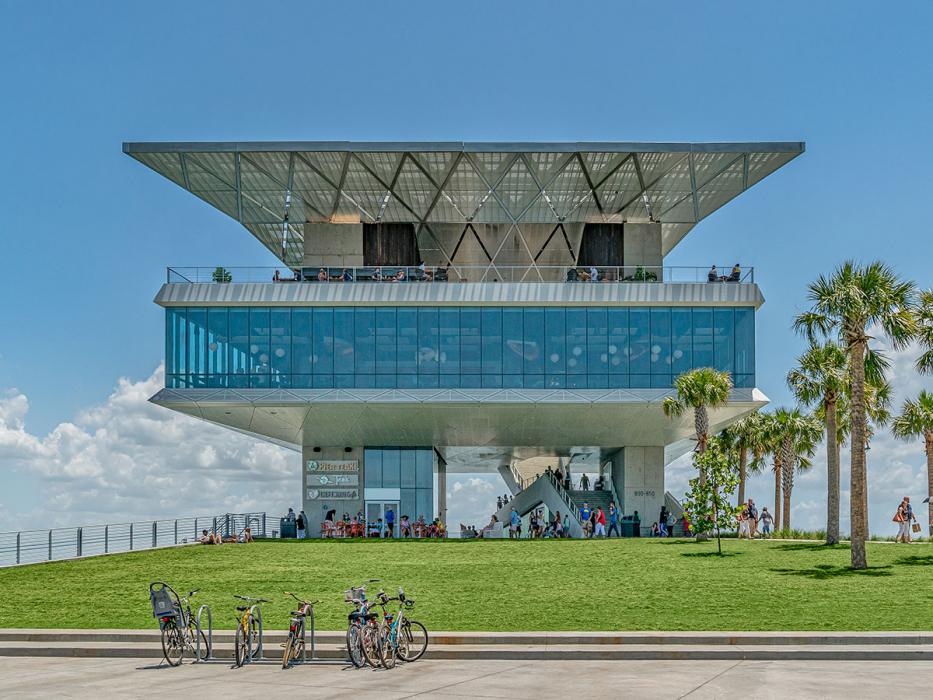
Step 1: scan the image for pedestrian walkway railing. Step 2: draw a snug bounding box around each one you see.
[0,512,266,567]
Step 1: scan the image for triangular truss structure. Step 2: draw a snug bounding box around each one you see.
[126,141,803,267]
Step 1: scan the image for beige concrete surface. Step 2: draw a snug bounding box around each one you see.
[2,656,933,699]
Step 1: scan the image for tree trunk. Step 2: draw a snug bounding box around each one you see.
[825,398,840,544]
[849,339,868,569]
[926,432,933,537]
[773,454,782,532]
[782,438,794,533]
[696,405,709,488]
[783,487,792,532]
[737,445,748,507]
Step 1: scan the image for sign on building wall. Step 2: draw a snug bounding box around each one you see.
[308,473,359,487]
[306,460,360,473]
[307,488,360,501]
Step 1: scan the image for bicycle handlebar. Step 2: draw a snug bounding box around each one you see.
[234,595,269,603]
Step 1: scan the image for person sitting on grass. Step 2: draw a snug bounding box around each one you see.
[480,514,499,538]
[199,529,221,545]
[650,521,660,537]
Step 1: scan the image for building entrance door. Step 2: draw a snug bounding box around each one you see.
[366,501,399,538]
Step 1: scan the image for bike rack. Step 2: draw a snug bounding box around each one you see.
[247,604,264,662]
[194,604,213,661]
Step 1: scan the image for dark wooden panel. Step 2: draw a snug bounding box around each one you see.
[577,223,623,266]
[363,223,420,265]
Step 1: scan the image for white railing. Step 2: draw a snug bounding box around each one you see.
[0,512,266,567]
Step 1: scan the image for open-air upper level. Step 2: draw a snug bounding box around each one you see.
[125,141,804,272]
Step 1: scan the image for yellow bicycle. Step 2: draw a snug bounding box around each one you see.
[233,595,268,667]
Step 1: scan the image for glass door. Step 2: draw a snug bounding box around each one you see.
[365,501,399,537]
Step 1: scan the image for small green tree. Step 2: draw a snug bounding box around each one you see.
[682,437,741,555]
[212,266,232,283]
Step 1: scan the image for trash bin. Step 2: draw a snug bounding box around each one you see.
[279,518,297,538]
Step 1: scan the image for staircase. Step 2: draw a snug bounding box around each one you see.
[492,473,585,538]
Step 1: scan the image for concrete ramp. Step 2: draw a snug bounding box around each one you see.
[493,475,584,538]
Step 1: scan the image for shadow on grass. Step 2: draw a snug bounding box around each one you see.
[894,554,933,567]
[681,551,740,558]
[773,542,848,552]
[770,563,893,580]
[657,539,710,546]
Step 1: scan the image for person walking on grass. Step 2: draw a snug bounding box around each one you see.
[747,499,759,538]
[296,510,307,539]
[607,502,620,537]
[894,497,916,543]
[509,507,520,539]
[594,506,606,537]
[759,507,774,537]
[737,502,750,539]
[579,502,592,537]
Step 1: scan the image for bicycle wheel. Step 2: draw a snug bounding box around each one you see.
[247,616,260,660]
[378,627,397,670]
[360,624,381,668]
[282,633,294,669]
[234,621,249,667]
[160,620,184,667]
[345,625,365,668]
[188,622,209,661]
[291,618,305,665]
[398,620,428,662]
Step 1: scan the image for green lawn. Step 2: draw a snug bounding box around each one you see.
[1,538,931,631]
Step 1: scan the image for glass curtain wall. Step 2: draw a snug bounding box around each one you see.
[165,306,755,390]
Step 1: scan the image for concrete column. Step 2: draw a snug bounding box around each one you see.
[436,459,447,525]
[621,447,665,534]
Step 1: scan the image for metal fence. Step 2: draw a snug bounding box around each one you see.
[167,264,755,285]
[0,512,266,568]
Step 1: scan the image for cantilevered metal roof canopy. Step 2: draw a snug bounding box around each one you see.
[124,141,803,265]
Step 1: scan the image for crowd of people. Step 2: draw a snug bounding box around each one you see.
[286,506,446,539]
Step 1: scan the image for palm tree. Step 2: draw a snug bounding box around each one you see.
[773,408,822,531]
[787,342,847,543]
[795,260,917,569]
[916,290,933,375]
[750,412,784,531]
[892,391,933,535]
[787,342,889,544]
[720,412,764,507]
[662,368,733,467]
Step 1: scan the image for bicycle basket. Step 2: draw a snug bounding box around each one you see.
[344,587,364,603]
[404,599,415,610]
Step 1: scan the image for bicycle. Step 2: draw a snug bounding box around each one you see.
[344,579,381,668]
[149,581,209,667]
[233,595,268,667]
[373,588,428,668]
[282,592,320,669]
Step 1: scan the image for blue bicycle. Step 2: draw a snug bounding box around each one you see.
[374,588,427,668]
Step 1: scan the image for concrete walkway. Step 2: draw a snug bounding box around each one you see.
[3,656,933,698]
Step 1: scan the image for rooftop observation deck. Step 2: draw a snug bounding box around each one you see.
[167,264,754,284]
[156,265,764,308]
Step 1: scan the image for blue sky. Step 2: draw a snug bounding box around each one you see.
[1,1,931,531]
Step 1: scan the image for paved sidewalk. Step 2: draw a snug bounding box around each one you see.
[3,656,933,698]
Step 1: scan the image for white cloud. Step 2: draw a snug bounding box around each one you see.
[0,366,297,531]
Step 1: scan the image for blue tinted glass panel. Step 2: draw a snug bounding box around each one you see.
[187,308,207,376]
[734,307,755,376]
[650,308,672,375]
[713,308,735,373]
[166,308,186,376]
[481,309,502,374]
[416,449,433,488]
[229,308,250,377]
[439,309,460,375]
[400,449,416,488]
[693,308,713,368]
[631,373,651,387]
[566,308,586,375]
[292,309,312,375]
[502,308,523,376]
[354,308,375,375]
[460,308,481,374]
[416,488,434,521]
[382,449,400,488]
[671,308,692,375]
[365,449,382,487]
[629,308,650,374]
[523,308,545,375]
[207,308,228,375]
[397,309,418,374]
[333,309,354,375]
[249,308,270,374]
[418,307,439,374]
[587,308,608,375]
[608,308,628,375]
[270,308,291,376]
[375,308,396,375]
[545,308,566,375]
[312,309,333,375]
